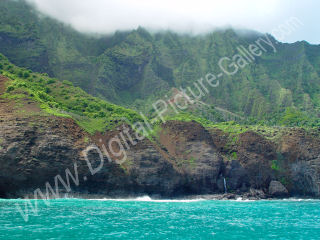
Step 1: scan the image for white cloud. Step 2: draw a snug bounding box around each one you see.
[26,0,319,43]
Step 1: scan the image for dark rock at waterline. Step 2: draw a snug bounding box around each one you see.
[269,181,289,197]
[223,160,250,192]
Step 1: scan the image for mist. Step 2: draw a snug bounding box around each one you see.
[26,0,320,44]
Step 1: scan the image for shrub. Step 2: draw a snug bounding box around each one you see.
[97,111,106,118]
[6,86,15,92]
[271,160,280,171]
[231,152,238,160]
[45,87,51,93]
[62,80,73,86]
[23,71,30,78]
[17,83,27,88]
[106,106,114,111]
[81,101,88,108]
[47,79,56,84]
[88,103,101,112]
[37,91,52,102]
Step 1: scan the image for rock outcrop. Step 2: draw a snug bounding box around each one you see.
[1,115,320,198]
[158,121,224,194]
[268,181,289,197]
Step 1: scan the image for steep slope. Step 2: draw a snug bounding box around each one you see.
[0,0,109,92]
[0,0,319,125]
[0,56,319,198]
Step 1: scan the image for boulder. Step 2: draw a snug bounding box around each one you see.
[269,181,288,197]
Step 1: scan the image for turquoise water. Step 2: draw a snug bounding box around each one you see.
[0,198,320,239]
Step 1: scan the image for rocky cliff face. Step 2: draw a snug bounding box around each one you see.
[0,75,319,198]
[1,118,319,198]
[209,127,320,197]
[158,121,224,194]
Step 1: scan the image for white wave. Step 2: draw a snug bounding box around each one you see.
[233,197,256,202]
[88,196,206,202]
[280,198,320,202]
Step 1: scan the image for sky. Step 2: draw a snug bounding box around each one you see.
[26,0,319,44]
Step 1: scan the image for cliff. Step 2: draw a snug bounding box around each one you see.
[1,72,319,198]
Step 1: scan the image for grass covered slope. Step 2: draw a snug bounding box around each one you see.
[1,48,319,143]
[0,53,142,134]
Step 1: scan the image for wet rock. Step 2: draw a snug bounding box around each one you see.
[244,188,267,199]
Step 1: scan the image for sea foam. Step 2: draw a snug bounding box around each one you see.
[88,195,205,202]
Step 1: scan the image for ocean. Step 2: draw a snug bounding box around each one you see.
[0,197,319,239]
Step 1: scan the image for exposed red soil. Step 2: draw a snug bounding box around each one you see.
[0,74,89,149]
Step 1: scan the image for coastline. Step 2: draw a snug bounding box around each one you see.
[3,191,320,201]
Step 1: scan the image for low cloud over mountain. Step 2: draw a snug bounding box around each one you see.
[26,0,319,43]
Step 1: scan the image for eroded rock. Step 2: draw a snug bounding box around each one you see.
[269,181,288,197]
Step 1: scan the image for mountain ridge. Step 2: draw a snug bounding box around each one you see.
[1,0,319,127]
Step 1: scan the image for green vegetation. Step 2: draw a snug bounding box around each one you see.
[231,152,238,160]
[0,54,142,134]
[280,107,320,127]
[271,160,280,171]
[185,156,197,168]
[0,0,319,131]
[161,112,217,128]
[162,112,286,139]
[280,176,290,187]
[176,156,197,168]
